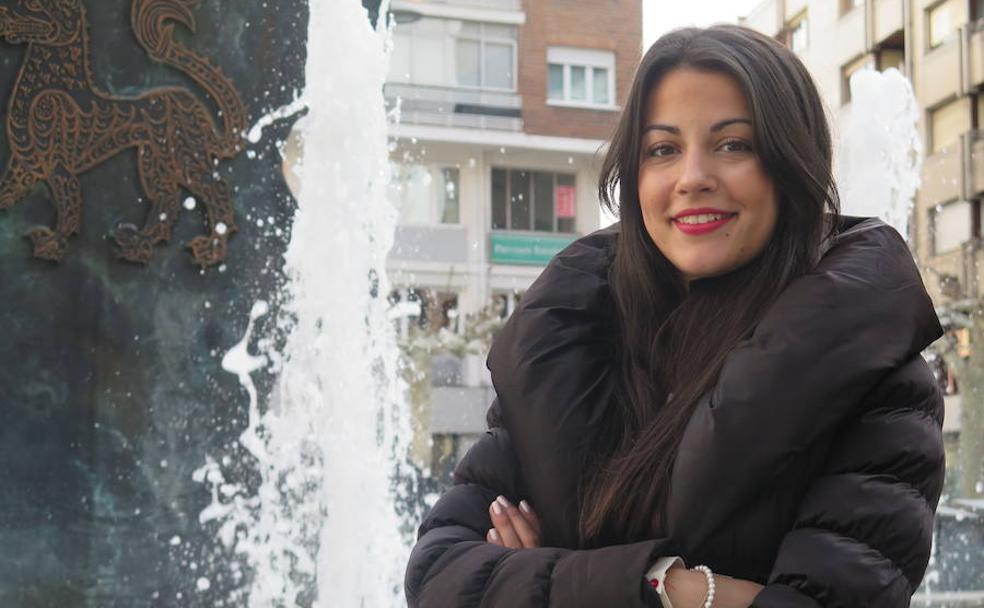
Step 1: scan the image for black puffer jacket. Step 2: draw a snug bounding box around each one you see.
[405,215,945,607]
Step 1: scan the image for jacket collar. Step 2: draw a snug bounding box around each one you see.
[667,215,943,551]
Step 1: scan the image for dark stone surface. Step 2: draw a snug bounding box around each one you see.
[0,1,308,606]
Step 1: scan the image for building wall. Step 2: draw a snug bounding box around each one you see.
[518,0,642,139]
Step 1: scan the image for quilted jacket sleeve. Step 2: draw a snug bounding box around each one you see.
[752,354,946,607]
[404,426,675,608]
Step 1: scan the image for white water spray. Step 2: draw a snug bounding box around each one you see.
[197,1,411,605]
[836,68,923,239]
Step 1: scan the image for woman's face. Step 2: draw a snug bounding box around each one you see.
[638,68,778,285]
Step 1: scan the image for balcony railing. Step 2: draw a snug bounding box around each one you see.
[385,82,523,132]
[419,0,521,10]
[871,0,903,46]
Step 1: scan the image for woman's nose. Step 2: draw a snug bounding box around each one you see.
[675,149,717,196]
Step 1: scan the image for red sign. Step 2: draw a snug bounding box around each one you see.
[555,185,576,218]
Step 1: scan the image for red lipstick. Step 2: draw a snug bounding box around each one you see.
[672,208,737,236]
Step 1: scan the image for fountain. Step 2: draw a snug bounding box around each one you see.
[0,0,413,605]
[836,67,922,237]
[195,1,413,605]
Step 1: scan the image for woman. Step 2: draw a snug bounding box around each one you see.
[405,25,944,607]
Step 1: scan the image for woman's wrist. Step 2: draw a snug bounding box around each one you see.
[690,565,715,607]
[663,566,704,607]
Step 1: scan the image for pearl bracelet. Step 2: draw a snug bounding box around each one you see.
[691,565,715,608]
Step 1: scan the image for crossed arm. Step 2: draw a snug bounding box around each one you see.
[484,492,764,607]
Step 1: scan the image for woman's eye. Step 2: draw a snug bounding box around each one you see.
[647,144,676,158]
[720,139,752,153]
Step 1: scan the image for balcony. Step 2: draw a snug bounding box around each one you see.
[422,0,520,9]
[835,6,867,64]
[922,142,963,206]
[385,82,523,131]
[921,130,983,206]
[920,36,962,108]
[969,20,984,90]
[390,0,523,23]
[872,0,903,46]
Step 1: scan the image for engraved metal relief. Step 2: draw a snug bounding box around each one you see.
[0,0,247,267]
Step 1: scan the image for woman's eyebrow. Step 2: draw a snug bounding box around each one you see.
[641,117,753,135]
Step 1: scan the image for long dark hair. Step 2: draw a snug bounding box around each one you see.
[578,25,841,545]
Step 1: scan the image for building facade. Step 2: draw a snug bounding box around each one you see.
[383,0,642,477]
[741,0,984,598]
[741,0,983,302]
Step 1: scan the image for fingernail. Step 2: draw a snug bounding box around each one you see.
[519,500,531,513]
[491,500,503,515]
[489,528,499,542]
[497,495,512,509]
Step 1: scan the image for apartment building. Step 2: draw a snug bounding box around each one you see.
[741,1,983,305]
[740,0,983,430]
[382,0,642,476]
[741,1,984,598]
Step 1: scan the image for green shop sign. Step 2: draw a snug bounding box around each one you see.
[490,233,578,266]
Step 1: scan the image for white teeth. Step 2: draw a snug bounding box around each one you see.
[676,213,733,225]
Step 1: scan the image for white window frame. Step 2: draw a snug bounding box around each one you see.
[546,46,617,111]
[455,22,518,92]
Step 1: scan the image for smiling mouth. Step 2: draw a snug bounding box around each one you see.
[672,213,737,235]
[672,212,738,225]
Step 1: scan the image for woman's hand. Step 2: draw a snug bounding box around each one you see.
[486,495,542,549]
[664,566,764,608]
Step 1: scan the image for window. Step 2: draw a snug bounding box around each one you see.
[927,0,958,50]
[389,164,460,225]
[455,21,517,90]
[930,199,972,254]
[929,99,970,154]
[388,17,452,86]
[841,54,874,105]
[786,13,809,53]
[974,0,984,20]
[876,48,904,72]
[546,47,616,108]
[388,18,517,91]
[491,168,577,233]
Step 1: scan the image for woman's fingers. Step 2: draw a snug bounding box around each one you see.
[486,527,503,546]
[489,496,522,548]
[489,496,540,548]
[518,499,542,537]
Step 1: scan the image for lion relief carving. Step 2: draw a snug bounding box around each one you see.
[0,0,247,267]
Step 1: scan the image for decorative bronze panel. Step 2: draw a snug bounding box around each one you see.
[0,0,247,267]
